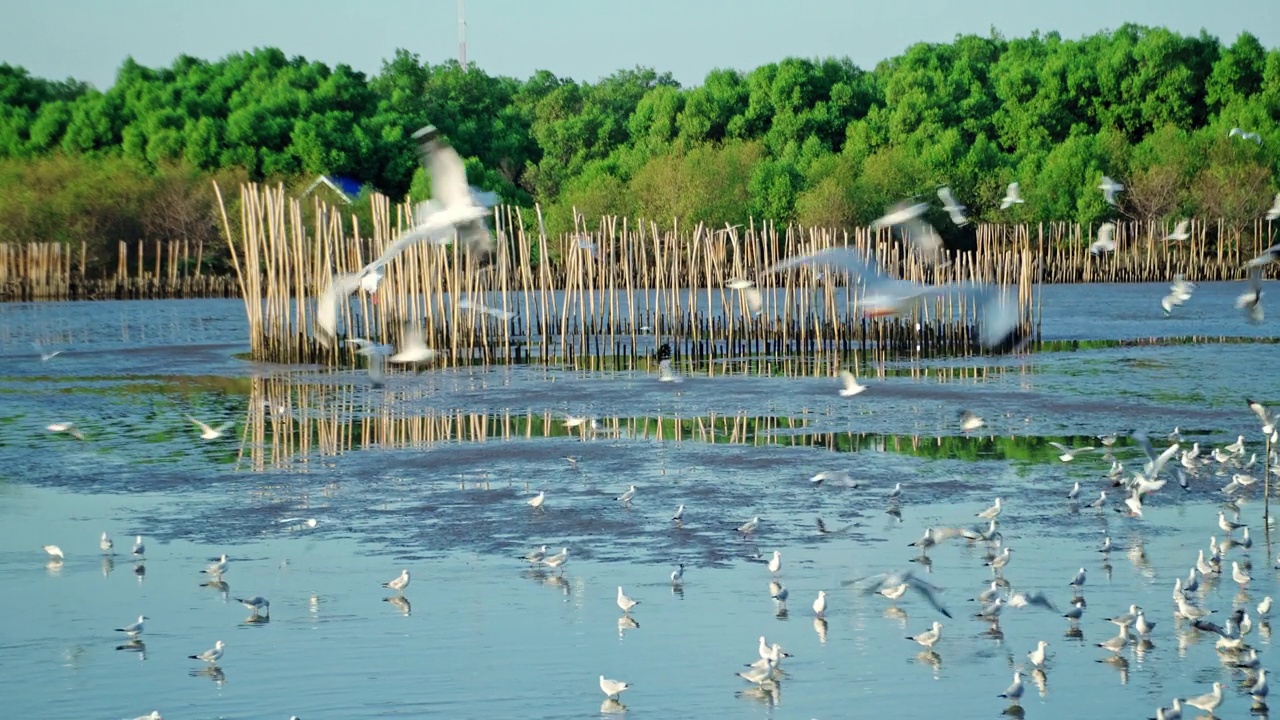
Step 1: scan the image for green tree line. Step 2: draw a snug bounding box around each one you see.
[1,24,1279,274]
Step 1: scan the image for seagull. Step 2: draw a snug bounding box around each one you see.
[1090,222,1117,255]
[1098,175,1124,205]
[1087,491,1108,509]
[615,485,637,505]
[131,536,144,557]
[100,532,113,554]
[315,126,493,338]
[1162,274,1196,315]
[47,422,84,440]
[977,497,1003,520]
[1230,127,1263,144]
[42,544,64,560]
[1067,481,1081,500]
[388,324,437,363]
[202,554,228,577]
[1219,511,1246,534]
[736,656,777,686]
[187,416,232,440]
[767,551,782,574]
[382,569,410,593]
[1251,668,1270,705]
[188,640,225,666]
[736,517,760,535]
[907,621,943,650]
[887,482,902,501]
[1182,682,1223,715]
[671,563,685,585]
[526,491,546,510]
[838,369,867,397]
[599,675,631,701]
[131,713,163,720]
[1027,640,1049,669]
[542,547,569,572]
[1097,625,1130,653]
[115,615,148,637]
[960,410,985,432]
[843,570,952,618]
[237,596,270,616]
[1165,219,1191,241]
[999,670,1024,704]
[1233,561,1252,585]
[1267,192,1280,221]
[32,341,63,361]
[769,581,789,604]
[1048,441,1094,462]
[937,186,969,226]
[768,246,1020,348]
[616,586,639,614]
[985,546,1013,572]
[870,201,928,229]
[810,470,857,487]
[1237,265,1264,324]
[813,590,827,617]
[1000,182,1024,210]
[521,545,547,564]
[1068,567,1087,589]
[1063,598,1086,621]
[1246,241,1280,267]
[1258,596,1273,618]
[671,504,685,522]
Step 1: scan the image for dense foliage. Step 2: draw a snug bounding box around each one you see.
[1,25,1279,272]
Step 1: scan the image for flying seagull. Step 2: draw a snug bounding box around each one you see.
[1000,182,1024,210]
[1098,176,1124,205]
[937,186,969,226]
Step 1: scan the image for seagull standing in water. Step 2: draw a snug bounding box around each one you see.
[382,569,411,593]
[599,675,631,700]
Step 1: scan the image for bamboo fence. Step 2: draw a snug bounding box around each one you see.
[219,182,1043,367]
[0,239,237,300]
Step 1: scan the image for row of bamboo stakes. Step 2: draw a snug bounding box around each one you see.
[235,366,1025,471]
[0,239,236,300]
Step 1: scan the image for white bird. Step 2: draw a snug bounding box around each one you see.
[879,583,908,601]
[1226,435,1245,454]
[844,570,953,618]
[131,713,164,720]
[1087,491,1107,509]
[187,416,232,440]
[1063,598,1086,621]
[1067,481,1081,500]
[1230,127,1263,144]
[521,545,547,564]
[615,485,636,505]
[1267,192,1280,221]
[382,569,410,593]
[47,422,84,440]
[936,186,969,226]
[42,544,64,560]
[870,201,928,229]
[237,596,270,616]
[1238,265,1265,324]
[100,532,113,554]
[960,410,985,432]
[887,482,902,500]
[202,553,228,576]
[32,341,63,361]
[1123,489,1144,516]
[657,358,682,383]
[599,675,631,700]
[770,581,789,604]
[188,640,225,665]
[1098,175,1124,205]
[1090,222,1117,255]
[671,563,685,585]
[526,491,545,509]
[768,246,1019,348]
[767,551,782,574]
[1252,668,1270,703]
[737,656,777,686]
[616,586,639,614]
[1258,595,1273,618]
[999,670,1024,704]
[999,182,1024,210]
[838,369,867,397]
[1027,640,1049,669]
[736,517,760,535]
[907,621,943,649]
[131,535,144,557]
[1233,561,1252,585]
[1182,682,1223,715]
[1162,274,1196,315]
[1134,610,1156,637]
[315,127,493,338]
[1096,625,1129,653]
[810,470,857,487]
[1068,567,1086,589]
[976,497,1003,520]
[671,504,685,522]
[1165,219,1191,241]
[813,590,827,617]
[542,547,569,572]
[985,546,1012,572]
[115,614,148,637]
[1049,441,1094,462]
[388,324,437,363]
[1219,511,1246,534]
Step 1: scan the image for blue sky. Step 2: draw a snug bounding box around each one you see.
[4,0,1277,88]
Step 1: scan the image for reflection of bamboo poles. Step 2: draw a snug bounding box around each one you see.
[237,365,1030,470]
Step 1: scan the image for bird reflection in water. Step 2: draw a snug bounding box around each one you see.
[737,681,780,707]
[599,698,627,714]
[115,639,146,660]
[190,666,226,687]
[383,596,411,616]
[617,615,639,637]
[101,556,114,578]
[812,617,828,644]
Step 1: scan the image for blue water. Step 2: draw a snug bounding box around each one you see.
[0,282,1277,719]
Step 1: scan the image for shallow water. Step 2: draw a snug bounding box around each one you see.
[1,283,1278,719]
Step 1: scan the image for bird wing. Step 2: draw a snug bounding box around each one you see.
[1245,242,1280,268]
[937,186,957,208]
[316,272,363,337]
[1247,398,1272,425]
[1048,441,1070,453]
[421,137,473,210]
[905,575,952,618]
[187,416,213,434]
